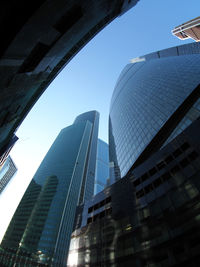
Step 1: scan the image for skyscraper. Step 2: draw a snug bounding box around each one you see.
[94,139,109,195]
[67,43,200,266]
[0,111,99,267]
[74,111,99,203]
[109,42,200,178]
[68,118,200,267]
[0,156,17,194]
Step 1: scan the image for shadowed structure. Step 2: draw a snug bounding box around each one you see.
[0,0,139,158]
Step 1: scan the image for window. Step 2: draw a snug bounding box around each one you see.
[106,207,112,215]
[87,217,92,224]
[136,189,145,198]
[157,161,166,170]
[153,177,162,188]
[93,214,99,222]
[162,172,172,181]
[99,199,106,208]
[188,150,199,161]
[106,196,111,204]
[88,206,93,213]
[94,203,99,211]
[170,165,181,174]
[142,207,150,218]
[133,178,141,187]
[149,167,157,176]
[185,183,199,198]
[173,148,182,158]
[180,142,190,151]
[179,157,190,168]
[87,196,111,214]
[99,210,106,218]
[141,173,149,182]
[144,184,153,194]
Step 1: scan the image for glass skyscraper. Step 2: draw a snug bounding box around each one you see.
[68,43,200,267]
[67,42,200,267]
[109,42,200,178]
[0,156,17,194]
[68,118,200,267]
[94,139,109,195]
[0,111,99,267]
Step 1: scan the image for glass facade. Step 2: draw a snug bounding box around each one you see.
[0,156,17,194]
[94,139,109,195]
[0,111,99,267]
[74,111,99,203]
[68,118,200,267]
[162,97,200,147]
[109,42,200,177]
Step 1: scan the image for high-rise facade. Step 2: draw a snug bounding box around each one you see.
[0,156,17,194]
[0,111,99,267]
[68,118,200,267]
[74,111,99,203]
[67,43,200,266]
[94,139,109,195]
[109,42,200,178]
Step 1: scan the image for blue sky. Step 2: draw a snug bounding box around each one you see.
[0,0,199,240]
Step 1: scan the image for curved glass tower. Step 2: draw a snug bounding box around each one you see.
[67,43,200,267]
[0,111,99,267]
[109,42,200,177]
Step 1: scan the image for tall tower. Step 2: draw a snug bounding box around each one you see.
[0,111,99,267]
[74,111,99,203]
[109,42,200,178]
[67,43,200,267]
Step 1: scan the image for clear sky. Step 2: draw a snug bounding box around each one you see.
[0,0,199,241]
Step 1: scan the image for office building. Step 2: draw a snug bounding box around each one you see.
[94,139,109,195]
[109,42,200,178]
[172,16,200,42]
[67,43,200,266]
[0,156,17,194]
[0,0,139,164]
[68,118,200,267]
[0,111,99,267]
